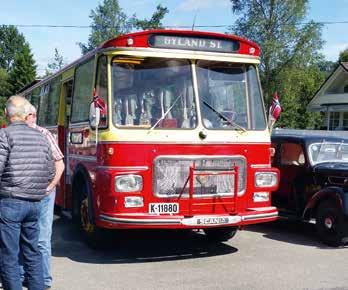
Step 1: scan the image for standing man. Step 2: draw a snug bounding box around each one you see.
[0,95,54,290]
[25,104,65,290]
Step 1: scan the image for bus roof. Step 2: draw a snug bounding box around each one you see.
[100,29,260,57]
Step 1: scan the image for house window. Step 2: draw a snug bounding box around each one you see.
[329,112,340,130]
[343,112,348,130]
[344,84,348,93]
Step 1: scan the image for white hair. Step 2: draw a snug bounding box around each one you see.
[6,95,32,120]
[28,104,37,114]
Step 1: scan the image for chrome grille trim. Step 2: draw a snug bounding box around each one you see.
[153,155,246,198]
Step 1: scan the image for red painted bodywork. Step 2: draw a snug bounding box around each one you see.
[58,30,275,230]
[66,139,278,229]
[101,29,260,57]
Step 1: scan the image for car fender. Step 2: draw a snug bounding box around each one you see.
[302,186,348,220]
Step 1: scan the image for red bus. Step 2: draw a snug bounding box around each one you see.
[22,29,279,245]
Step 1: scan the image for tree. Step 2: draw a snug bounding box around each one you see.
[79,1,169,55]
[317,59,336,76]
[78,0,133,54]
[0,25,26,71]
[133,4,169,30]
[45,48,65,76]
[8,43,36,94]
[229,0,324,128]
[276,65,324,129]
[338,47,348,62]
[0,68,11,97]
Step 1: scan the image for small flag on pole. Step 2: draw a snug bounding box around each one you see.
[92,88,107,115]
[268,92,281,130]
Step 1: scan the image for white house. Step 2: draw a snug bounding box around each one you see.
[308,62,348,130]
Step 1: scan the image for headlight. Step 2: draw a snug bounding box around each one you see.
[115,175,143,192]
[253,192,269,202]
[124,196,144,208]
[255,172,277,187]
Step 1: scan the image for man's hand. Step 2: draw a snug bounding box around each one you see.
[45,186,54,195]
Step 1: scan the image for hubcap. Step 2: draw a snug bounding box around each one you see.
[324,217,334,229]
[80,197,95,234]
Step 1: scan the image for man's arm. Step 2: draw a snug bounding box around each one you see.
[0,130,9,179]
[47,159,65,192]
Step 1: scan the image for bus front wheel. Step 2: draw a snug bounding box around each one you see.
[78,183,107,249]
[203,226,238,242]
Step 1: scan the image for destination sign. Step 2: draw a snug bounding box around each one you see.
[148,35,240,53]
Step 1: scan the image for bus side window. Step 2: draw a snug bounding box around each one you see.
[47,77,61,126]
[37,77,61,127]
[38,84,49,126]
[30,87,41,111]
[95,55,108,127]
[71,58,95,123]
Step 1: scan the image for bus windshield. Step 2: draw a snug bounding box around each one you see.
[111,57,266,130]
[112,57,197,129]
[197,61,265,130]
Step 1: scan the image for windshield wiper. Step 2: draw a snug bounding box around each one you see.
[148,91,183,132]
[202,100,247,132]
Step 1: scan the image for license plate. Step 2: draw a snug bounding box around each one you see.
[196,217,229,225]
[149,203,179,214]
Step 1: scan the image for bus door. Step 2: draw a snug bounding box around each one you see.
[61,79,73,209]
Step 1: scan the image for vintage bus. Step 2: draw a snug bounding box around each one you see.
[21,29,279,245]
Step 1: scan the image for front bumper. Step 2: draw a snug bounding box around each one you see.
[98,206,278,229]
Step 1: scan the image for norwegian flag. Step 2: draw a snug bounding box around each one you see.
[92,88,107,115]
[269,92,281,121]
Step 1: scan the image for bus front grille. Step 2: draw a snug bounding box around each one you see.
[153,156,246,198]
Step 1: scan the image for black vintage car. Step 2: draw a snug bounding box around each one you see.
[271,129,348,246]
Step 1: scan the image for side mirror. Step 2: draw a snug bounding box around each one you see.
[89,102,101,129]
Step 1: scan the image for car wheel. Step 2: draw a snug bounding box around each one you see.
[203,226,238,242]
[315,200,345,247]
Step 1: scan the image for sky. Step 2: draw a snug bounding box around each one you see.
[0,0,347,75]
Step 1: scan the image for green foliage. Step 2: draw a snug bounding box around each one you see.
[275,65,324,129]
[0,68,11,97]
[78,0,133,54]
[0,69,10,125]
[79,1,169,54]
[8,43,36,94]
[45,48,65,76]
[317,59,337,77]
[0,25,36,124]
[229,0,325,128]
[338,48,348,62]
[133,4,169,30]
[0,25,26,71]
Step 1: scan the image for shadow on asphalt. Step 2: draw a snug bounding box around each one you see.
[244,219,348,249]
[52,215,238,264]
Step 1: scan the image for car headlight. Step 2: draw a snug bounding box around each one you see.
[115,175,143,192]
[255,172,277,187]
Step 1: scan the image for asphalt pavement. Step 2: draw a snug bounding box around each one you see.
[47,216,348,290]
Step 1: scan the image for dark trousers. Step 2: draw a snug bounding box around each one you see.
[0,197,44,290]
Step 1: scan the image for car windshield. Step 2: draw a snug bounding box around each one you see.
[308,141,348,165]
[111,57,197,129]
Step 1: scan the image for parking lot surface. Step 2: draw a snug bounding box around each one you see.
[51,216,348,290]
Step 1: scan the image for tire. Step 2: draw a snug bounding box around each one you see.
[315,200,345,247]
[203,226,238,242]
[78,182,107,249]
